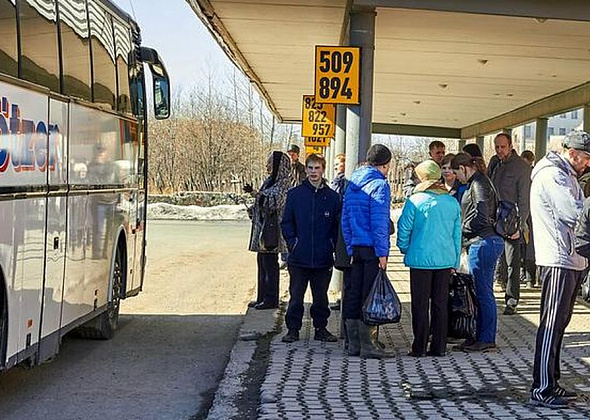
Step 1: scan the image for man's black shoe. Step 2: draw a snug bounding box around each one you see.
[329,299,341,311]
[254,302,278,310]
[281,329,299,343]
[314,327,338,342]
[554,385,577,399]
[247,300,259,308]
[529,395,569,408]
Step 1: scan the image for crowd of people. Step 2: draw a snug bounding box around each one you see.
[244,129,590,409]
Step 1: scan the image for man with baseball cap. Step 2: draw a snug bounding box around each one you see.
[341,144,393,359]
[529,130,590,408]
[287,144,306,187]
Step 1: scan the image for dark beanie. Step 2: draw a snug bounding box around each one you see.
[366,144,392,166]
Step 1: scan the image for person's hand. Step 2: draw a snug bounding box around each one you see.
[242,183,254,193]
[450,268,456,275]
[509,231,521,240]
[379,256,388,270]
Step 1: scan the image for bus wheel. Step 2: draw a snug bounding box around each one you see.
[78,247,124,340]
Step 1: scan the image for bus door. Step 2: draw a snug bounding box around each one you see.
[38,98,68,364]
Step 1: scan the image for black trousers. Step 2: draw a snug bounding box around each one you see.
[342,246,379,320]
[496,237,521,305]
[409,268,450,355]
[256,253,279,306]
[531,266,583,400]
[285,266,332,330]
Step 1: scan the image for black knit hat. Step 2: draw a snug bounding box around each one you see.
[366,144,392,166]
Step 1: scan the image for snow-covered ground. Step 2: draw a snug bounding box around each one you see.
[147,203,250,221]
[148,202,403,222]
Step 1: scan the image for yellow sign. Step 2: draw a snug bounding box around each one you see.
[315,46,360,104]
[301,95,335,138]
[304,136,330,147]
[305,146,324,156]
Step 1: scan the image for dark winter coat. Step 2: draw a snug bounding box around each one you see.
[281,179,341,268]
[461,170,498,247]
[489,149,532,228]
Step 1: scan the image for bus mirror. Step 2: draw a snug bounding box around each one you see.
[140,47,171,120]
[153,76,170,120]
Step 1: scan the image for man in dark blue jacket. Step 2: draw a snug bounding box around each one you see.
[281,154,341,343]
[342,144,393,359]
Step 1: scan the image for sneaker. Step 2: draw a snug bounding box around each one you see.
[281,329,299,343]
[462,341,497,352]
[530,394,569,408]
[554,385,577,399]
[314,327,338,342]
[503,305,517,315]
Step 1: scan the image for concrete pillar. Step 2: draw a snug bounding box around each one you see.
[345,6,376,178]
[519,126,526,154]
[335,105,346,156]
[476,135,485,154]
[324,143,333,181]
[458,139,466,150]
[535,118,548,162]
[584,104,590,132]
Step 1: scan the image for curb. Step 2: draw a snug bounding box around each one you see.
[206,301,286,420]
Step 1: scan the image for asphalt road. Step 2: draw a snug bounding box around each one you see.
[0,220,256,420]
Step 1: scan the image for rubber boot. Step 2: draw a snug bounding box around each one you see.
[359,323,394,359]
[345,319,360,356]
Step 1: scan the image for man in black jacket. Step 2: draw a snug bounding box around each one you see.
[489,133,532,315]
[281,154,342,343]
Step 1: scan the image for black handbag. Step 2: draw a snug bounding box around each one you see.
[260,211,280,251]
[362,269,402,326]
[448,272,478,339]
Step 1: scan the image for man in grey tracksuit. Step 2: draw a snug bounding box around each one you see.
[489,133,532,315]
[529,131,590,408]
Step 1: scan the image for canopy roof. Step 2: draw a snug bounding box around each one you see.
[188,0,590,138]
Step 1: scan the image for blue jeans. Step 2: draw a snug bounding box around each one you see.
[468,236,504,343]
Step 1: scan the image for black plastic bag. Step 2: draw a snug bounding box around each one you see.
[448,272,478,339]
[362,269,402,326]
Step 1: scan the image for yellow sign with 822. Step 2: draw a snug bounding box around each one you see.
[315,46,360,105]
[301,95,335,138]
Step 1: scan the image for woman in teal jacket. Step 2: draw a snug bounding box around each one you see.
[397,160,462,357]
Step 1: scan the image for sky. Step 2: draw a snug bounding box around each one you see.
[112,0,240,92]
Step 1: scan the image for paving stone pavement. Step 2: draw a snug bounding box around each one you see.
[258,250,590,419]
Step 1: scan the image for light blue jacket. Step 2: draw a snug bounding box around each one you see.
[396,190,462,269]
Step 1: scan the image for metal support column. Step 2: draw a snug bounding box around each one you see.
[345,7,376,178]
[584,104,590,132]
[535,118,548,162]
[476,135,485,154]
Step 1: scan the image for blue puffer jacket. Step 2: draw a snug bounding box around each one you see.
[396,190,462,269]
[342,165,391,257]
[281,179,341,268]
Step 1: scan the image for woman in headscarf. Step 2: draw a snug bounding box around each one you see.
[246,151,292,309]
[397,160,462,357]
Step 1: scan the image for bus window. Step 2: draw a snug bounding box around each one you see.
[113,18,131,114]
[88,0,116,109]
[19,0,60,91]
[58,0,91,101]
[0,1,17,77]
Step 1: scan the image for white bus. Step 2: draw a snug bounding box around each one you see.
[0,0,170,370]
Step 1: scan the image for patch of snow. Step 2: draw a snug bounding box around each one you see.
[147,203,249,221]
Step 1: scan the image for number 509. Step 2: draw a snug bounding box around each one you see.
[318,50,354,74]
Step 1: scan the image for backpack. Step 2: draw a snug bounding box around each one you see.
[494,200,520,239]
